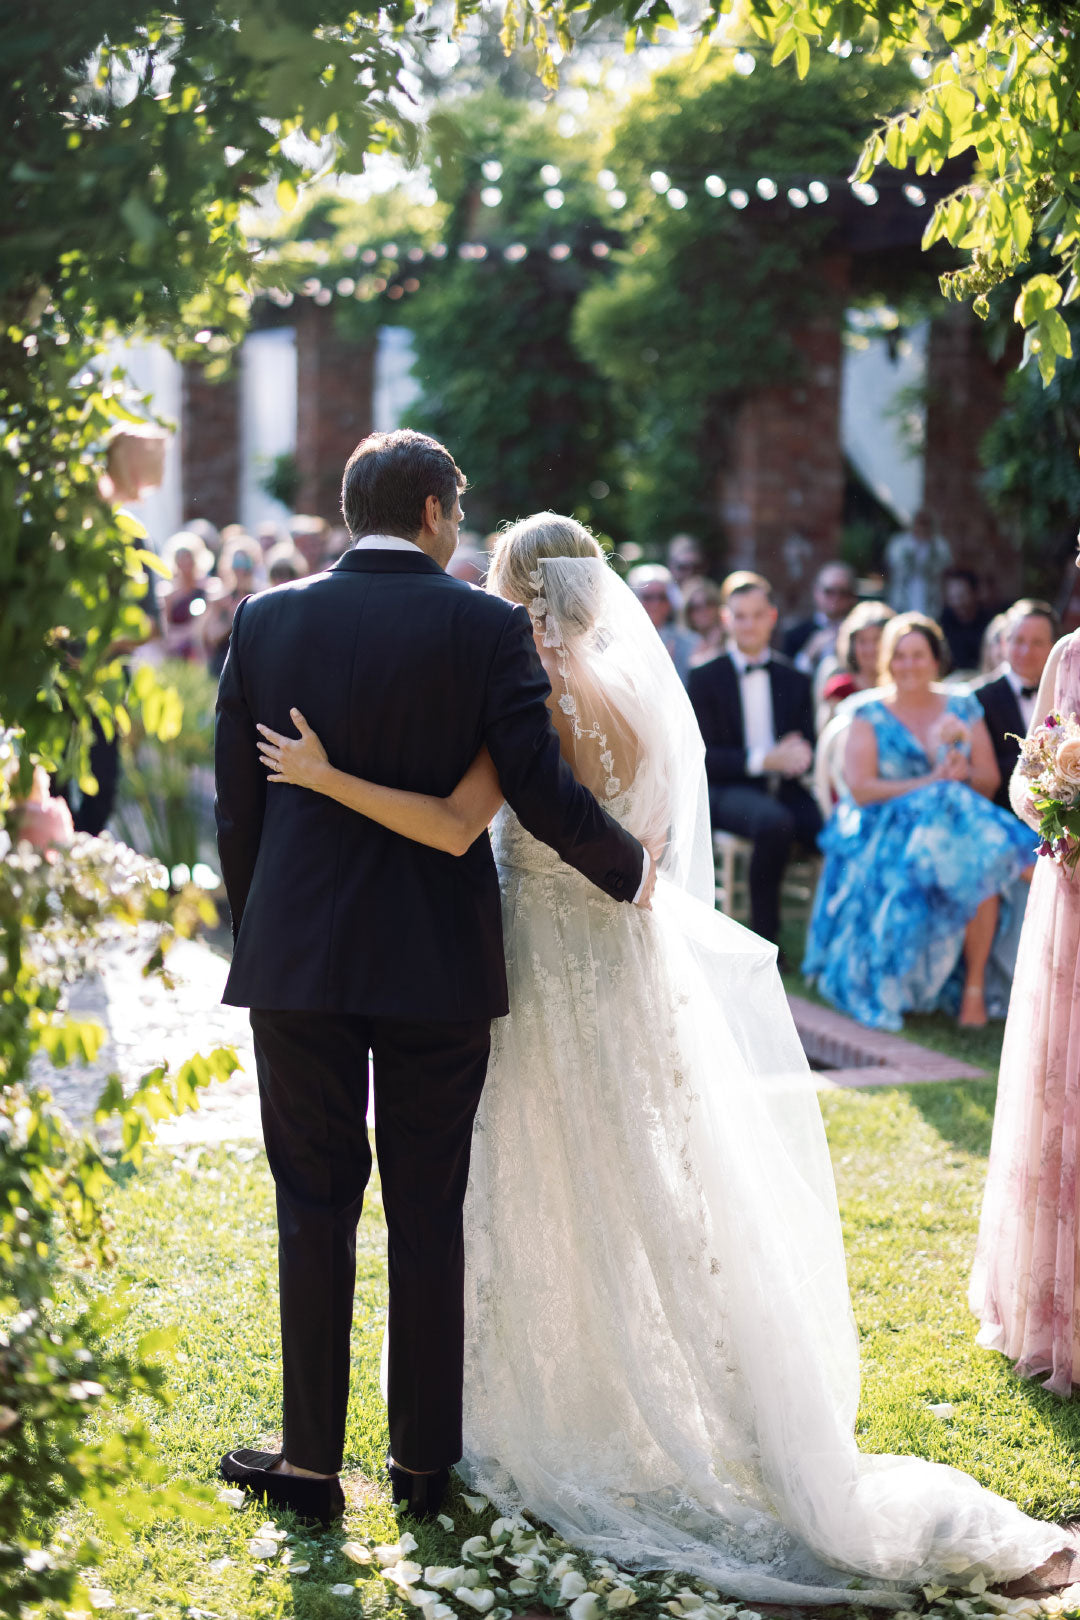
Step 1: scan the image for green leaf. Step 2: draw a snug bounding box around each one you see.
[1015,272,1063,326]
[1042,308,1072,359]
[770,28,797,65]
[276,177,299,212]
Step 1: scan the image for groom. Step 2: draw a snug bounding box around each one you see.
[214,429,651,1523]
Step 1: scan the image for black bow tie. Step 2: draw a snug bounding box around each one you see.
[1021,684,1038,699]
[740,660,770,675]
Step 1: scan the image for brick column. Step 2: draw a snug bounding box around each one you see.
[923,307,1019,597]
[295,302,376,523]
[718,257,849,619]
[181,363,240,528]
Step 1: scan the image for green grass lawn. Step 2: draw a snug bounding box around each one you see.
[58,1077,1080,1618]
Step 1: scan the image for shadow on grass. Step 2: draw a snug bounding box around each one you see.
[902,1077,999,1158]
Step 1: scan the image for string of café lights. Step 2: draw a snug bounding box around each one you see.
[246,154,933,321]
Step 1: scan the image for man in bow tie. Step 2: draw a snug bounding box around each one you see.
[688,571,821,951]
[975,600,1059,815]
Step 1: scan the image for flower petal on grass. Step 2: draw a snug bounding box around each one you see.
[425,1567,467,1589]
[437,1514,455,1531]
[207,1557,232,1575]
[569,1595,603,1620]
[330,1583,357,1597]
[247,1538,279,1560]
[217,1487,246,1509]
[559,1571,589,1601]
[342,1541,372,1564]
[461,1494,489,1514]
[87,1591,115,1611]
[462,1536,492,1561]
[455,1586,496,1612]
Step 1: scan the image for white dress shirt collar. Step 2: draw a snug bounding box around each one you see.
[352,535,425,553]
[1004,663,1039,727]
[728,645,771,677]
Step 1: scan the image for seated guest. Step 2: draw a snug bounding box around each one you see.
[782,561,857,676]
[688,571,821,949]
[979,609,1010,677]
[815,599,895,732]
[802,613,1035,1032]
[667,532,707,591]
[681,576,726,667]
[940,566,992,673]
[628,563,701,686]
[266,541,306,586]
[201,536,263,677]
[975,600,1059,812]
[160,530,214,660]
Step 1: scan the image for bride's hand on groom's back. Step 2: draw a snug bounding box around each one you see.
[257,709,331,790]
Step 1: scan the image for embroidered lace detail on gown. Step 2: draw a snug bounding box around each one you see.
[457,561,1065,1606]
[971,631,1080,1394]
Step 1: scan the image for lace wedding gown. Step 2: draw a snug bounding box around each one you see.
[456,561,1065,1606]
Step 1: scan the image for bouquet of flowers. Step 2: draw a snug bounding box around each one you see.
[930,711,972,760]
[1015,710,1080,869]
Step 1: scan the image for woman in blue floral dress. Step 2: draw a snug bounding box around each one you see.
[803,613,1035,1032]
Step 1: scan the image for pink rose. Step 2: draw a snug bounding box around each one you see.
[1054,735,1080,790]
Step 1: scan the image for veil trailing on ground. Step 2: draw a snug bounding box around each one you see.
[458,552,1065,1602]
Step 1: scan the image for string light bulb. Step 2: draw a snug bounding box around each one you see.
[705,175,726,197]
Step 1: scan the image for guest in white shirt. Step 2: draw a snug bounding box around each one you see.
[885,509,952,617]
[974,599,1060,815]
[688,571,821,952]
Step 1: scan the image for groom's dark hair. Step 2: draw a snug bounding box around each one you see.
[341,429,466,540]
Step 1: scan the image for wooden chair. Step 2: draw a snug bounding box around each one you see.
[712,827,821,928]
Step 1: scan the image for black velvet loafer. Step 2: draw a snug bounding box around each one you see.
[386,1451,451,1520]
[219,1447,345,1526]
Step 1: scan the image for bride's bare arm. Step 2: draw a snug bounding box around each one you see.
[256,709,504,857]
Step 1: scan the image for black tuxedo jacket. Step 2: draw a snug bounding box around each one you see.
[687,651,816,786]
[215,548,644,1020]
[975,673,1025,813]
[781,617,820,662]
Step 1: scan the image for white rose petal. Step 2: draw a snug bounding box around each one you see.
[607,1589,638,1610]
[1042,1600,1065,1618]
[208,1557,232,1574]
[489,1517,519,1540]
[256,1520,286,1539]
[923,1589,949,1604]
[425,1567,467,1590]
[330,1582,357,1597]
[509,1579,537,1595]
[462,1536,493,1561]
[569,1597,604,1620]
[455,1587,496,1613]
[677,1592,705,1611]
[551,1554,578,1580]
[560,1571,590,1600]
[927,1402,954,1419]
[437,1514,455,1531]
[217,1487,246,1508]
[461,1493,489,1514]
[290,1562,311,1574]
[88,1592,116,1611]
[383,1561,424,1586]
[375,1542,405,1565]
[341,1541,372,1564]
[247,1538,279,1559]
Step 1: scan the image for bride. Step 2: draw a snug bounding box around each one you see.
[255,514,1066,1605]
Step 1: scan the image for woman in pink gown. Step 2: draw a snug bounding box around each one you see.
[970,612,1080,1395]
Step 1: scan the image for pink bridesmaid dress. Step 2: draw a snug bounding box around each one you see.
[970,630,1080,1395]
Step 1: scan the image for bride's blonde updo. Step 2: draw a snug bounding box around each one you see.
[487,513,604,639]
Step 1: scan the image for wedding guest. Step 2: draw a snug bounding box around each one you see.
[681,577,726,667]
[688,571,821,951]
[975,600,1059,814]
[201,537,262,677]
[182,517,223,569]
[160,531,214,660]
[290,514,332,574]
[970,580,1080,1395]
[940,567,992,673]
[267,541,306,587]
[15,764,75,850]
[802,612,1034,1031]
[885,508,952,617]
[447,545,489,586]
[815,600,895,732]
[628,564,701,686]
[979,610,1011,676]
[256,520,290,558]
[782,562,858,676]
[667,532,707,590]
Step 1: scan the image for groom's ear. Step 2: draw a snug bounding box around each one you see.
[420,493,441,535]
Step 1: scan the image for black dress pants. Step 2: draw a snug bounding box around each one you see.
[249,1009,491,1476]
[708,779,823,943]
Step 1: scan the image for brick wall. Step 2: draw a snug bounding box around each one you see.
[295,303,375,523]
[181,363,240,527]
[717,256,848,619]
[923,307,1020,600]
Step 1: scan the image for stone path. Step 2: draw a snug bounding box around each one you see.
[32,933,262,1145]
